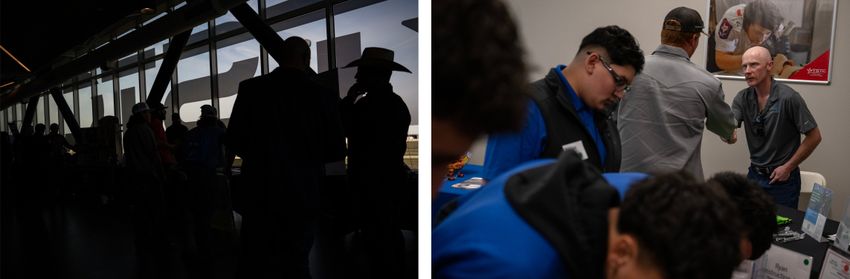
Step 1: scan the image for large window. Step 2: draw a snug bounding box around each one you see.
[79,83,94,128]
[334,0,418,124]
[216,36,260,121]
[97,73,116,121]
[119,70,140,125]
[269,10,327,73]
[214,0,258,36]
[177,48,212,127]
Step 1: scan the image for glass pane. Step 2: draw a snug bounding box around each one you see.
[145,60,172,103]
[269,10,327,73]
[119,69,140,125]
[266,0,322,19]
[215,0,258,35]
[36,98,45,126]
[177,48,212,128]
[63,91,74,134]
[16,104,23,128]
[79,84,94,128]
[145,39,169,59]
[216,37,260,123]
[187,22,209,45]
[97,74,116,120]
[49,97,60,128]
[333,0,418,124]
[118,51,139,69]
[1,109,6,132]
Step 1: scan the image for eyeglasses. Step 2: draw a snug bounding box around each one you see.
[587,52,630,93]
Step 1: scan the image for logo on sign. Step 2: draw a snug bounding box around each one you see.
[806,68,827,77]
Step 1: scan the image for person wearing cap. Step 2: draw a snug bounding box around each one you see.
[433,152,745,279]
[617,6,736,181]
[481,26,644,181]
[732,46,820,208]
[713,0,796,77]
[180,104,227,278]
[226,36,341,278]
[146,102,177,169]
[339,46,412,278]
[123,102,169,278]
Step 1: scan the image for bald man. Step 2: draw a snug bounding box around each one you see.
[732,46,821,208]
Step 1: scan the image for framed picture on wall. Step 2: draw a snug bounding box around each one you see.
[706,0,837,84]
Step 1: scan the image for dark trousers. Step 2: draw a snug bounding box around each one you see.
[748,166,801,208]
[237,210,315,279]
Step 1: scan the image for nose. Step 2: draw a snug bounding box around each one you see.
[613,88,625,99]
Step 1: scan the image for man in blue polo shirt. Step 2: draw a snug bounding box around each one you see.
[433,152,745,279]
[482,25,645,180]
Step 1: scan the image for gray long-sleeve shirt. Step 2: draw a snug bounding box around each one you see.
[617,45,736,180]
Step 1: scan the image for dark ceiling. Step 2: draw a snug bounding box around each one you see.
[0,0,164,87]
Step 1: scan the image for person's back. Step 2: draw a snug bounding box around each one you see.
[618,49,731,178]
[618,7,735,180]
[228,66,324,211]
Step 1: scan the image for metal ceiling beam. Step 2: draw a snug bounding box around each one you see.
[1,0,249,110]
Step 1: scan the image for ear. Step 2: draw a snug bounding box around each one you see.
[607,234,640,278]
[584,53,597,75]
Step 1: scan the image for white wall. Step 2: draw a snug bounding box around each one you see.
[482,0,849,217]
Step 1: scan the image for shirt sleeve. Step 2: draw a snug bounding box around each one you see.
[731,91,745,128]
[704,83,736,139]
[714,16,740,53]
[482,101,547,181]
[787,91,818,134]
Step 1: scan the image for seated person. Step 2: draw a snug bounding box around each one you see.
[433,152,744,279]
[708,171,777,260]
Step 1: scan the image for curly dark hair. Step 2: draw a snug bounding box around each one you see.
[743,0,782,32]
[619,171,743,279]
[433,0,528,138]
[708,171,777,260]
[578,25,645,74]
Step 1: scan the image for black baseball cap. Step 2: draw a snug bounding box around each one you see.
[663,7,708,35]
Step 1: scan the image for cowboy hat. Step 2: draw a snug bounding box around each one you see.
[343,47,412,73]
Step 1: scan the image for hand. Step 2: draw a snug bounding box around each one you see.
[769,164,793,184]
[722,130,737,144]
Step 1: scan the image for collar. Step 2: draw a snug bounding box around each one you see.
[652,44,690,61]
[553,65,587,113]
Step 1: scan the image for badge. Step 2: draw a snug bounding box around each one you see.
[562,140,589,160]
[719,18,732,39]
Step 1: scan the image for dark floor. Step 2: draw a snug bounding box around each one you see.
[1,191,417,279]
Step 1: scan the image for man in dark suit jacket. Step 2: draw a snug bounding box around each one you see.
[226,36,343,279]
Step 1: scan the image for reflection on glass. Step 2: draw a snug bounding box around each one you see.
[216,38,260,122]
[79,85,93,128]
[119,70,140,125]
[36,100,45,125]
[266,0,322,19]
[334,0,418,124]
[63,91,74,134]
[97,75,116,120]
[177,49,212,128]
[49,97,60,128]
[145,39,170,58]
[215,0,258,35]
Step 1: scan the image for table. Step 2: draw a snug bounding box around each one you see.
[774,205,840,278]
[433,164,483,217]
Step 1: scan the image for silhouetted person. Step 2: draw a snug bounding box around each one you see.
[148,103,177,169]
[340,47,412,278]
[227,36,336,279]
[181,104,227,278]
[123,102,169,279]
[166,112,188,163]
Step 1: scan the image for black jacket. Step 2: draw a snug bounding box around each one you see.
[529,68,621,172]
